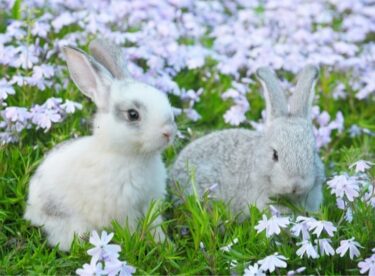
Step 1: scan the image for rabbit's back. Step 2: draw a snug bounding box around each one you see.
[171,128,267,213]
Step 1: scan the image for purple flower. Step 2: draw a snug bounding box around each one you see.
[349,160,374,173]
[258,253,288,273]
[358,250,375,276]
[0,79,15,101]
[255,214,290,237]
[336,237,362,260]
[87,231,121,263]
[104,259,136,276]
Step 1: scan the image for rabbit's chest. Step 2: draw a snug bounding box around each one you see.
[83,156,166,226]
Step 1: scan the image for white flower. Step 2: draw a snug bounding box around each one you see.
[349,160,374,173]
[327,174,360,201]
[258,253,288,273]
[358,252,375,275]
[104,259,136,276]
[291,216,316,240]
[286,267,306,276]
[336,237,362,260]
[244,263,265,276]
[296,240,319,259]
[316,239,335,256]
[76,258,104,276]
[255,214,290,237]
[61,100,82,114]
[220,238,238,252]
[308,220,337,238]
[87,231,121,262]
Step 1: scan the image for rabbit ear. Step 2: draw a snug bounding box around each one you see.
[63,46,113,112]
[89,39,130,80]
[289,65,319,119]
[256,67,288,124]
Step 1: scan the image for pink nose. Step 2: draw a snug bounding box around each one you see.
[163,132,171,140]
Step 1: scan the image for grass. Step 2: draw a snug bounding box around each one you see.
[0,5,375,273]
[1,67,374,275]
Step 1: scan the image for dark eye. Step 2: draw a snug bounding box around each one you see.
[127,109,140,121]
[273,149,279,162]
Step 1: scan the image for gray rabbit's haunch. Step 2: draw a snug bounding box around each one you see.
[170,65,325,215]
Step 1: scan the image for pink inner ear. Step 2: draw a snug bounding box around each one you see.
[65,49,99,100]
[65,48,112,113]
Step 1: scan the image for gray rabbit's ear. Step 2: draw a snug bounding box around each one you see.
[89,39,130,80]
[289,65,319,119]
[256,67,288,124]
[63,46,113,112]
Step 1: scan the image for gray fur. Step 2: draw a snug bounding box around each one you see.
[170,65,324,215]
[256,67,288,123]
[289,65,319,119]
[89,38,130,80]
[42,198,68,217]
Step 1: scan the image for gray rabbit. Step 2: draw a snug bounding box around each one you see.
[170,65,325,215]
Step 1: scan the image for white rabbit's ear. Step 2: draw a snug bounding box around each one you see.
[89,39,130,80]
[63,46,113,112]
[256,67,288,124]
[289,65,319,119]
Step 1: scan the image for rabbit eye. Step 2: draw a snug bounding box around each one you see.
[127,109,140,121]
[273,149,279,162]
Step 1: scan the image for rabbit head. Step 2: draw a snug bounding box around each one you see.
[256,65,321,199]
[63,39,176,154]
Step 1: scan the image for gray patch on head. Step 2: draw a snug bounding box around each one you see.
[113,102,142,128]
[114,103,128,121]
[42,198,68,217]
[132,100,146,111]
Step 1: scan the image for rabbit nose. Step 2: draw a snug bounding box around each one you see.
[163,132,171,140]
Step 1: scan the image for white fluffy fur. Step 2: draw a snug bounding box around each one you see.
[24,39,176,251]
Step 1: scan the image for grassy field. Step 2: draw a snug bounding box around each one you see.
[1,1,375,275]
[1,68,374,275]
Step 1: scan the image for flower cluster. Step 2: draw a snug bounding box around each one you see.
[76,231,136,276]
[247,159,374,275]
[1,0,374,143]
[328,160,375,222]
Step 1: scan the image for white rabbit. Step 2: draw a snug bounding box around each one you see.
[24,39,176,251]
[170,65,325,216]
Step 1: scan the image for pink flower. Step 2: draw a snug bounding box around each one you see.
[336,238,362,260]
